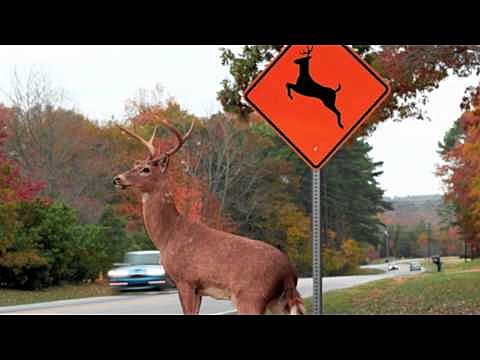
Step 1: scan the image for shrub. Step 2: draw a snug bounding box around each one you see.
[0,200,127,289]
[323,247,345,276]
[341,239,365,272]
[323,239,367,276]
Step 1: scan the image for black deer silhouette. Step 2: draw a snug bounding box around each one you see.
[286,46,344,129]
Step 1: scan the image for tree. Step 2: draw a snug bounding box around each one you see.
[0,104,43,204]
[3,69,122,222]
[218,45,283,119]
[438,84,480,256]
[1,198,132,289]
[272,202,311,275]
[112,94,232,234]
[190,114,299,240]
[97,205,131,263]
[0,104,44,286]
[417,232,429,259]
[438,227,462,256]
[300,138,391,248]
[389,224,408,257]
[438,118,464,156]
[322,238,367,276]
[341,239,365,272]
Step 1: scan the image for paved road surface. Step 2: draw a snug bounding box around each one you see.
[0,259,422,315]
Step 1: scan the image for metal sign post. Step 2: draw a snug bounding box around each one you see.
[312,169,322,315]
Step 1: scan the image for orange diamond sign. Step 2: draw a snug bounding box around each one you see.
[244,45,391,169]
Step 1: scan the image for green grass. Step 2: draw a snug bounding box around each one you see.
[368,257,396,265]
[305,257,480,315]
[0,282,115,307]
[341,267,385,276]
[421,257,478,273]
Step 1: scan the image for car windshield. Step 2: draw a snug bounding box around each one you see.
[125,252,160,266]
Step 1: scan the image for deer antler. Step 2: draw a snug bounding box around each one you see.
[116,117,195,158]
[301,46,314,56]
[116,124,158,158]
[161,118,195,156]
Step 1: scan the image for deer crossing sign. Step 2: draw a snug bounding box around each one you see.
[244,45,391,169]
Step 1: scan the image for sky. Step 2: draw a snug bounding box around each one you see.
[368,74,479,198]
[0,45,478,198]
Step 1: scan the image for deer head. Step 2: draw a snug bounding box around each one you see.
[113,118,195,194]
[294,46,313,65]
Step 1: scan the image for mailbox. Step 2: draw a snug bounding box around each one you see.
[432,256,442,272]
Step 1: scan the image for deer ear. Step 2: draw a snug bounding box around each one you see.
[152,156,169,172]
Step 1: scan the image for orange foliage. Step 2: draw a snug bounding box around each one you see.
[113,105,231,233]
[439,86,480,248]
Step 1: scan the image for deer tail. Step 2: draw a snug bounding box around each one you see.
[335,84,342,92]
[284,276,305,315]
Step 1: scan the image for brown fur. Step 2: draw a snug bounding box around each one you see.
[113,123,304,315]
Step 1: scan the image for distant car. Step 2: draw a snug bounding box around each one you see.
[410,262,422,272]
[107,251,175,292]
[388,264,399,271]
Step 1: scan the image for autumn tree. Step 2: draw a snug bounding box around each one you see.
[417,232,430,259]
[112,89,231,233]
[271,202,311,275]
[3,69,121,222]
[189,114,300,240]
[0,104,43,204]
[438,84,480,258]
[438,227,462,256]
[0,104,44,266]
[1,108,140,289]
[1,104,45,288]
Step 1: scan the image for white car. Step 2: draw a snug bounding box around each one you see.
[107,251,175,291]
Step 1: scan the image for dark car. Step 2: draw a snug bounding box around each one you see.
[107,251,175,292]
[410,262,422,272]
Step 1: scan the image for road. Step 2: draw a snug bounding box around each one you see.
[0,259,422,315]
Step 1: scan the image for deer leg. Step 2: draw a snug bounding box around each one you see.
[324,102,343,129]
[195,295,203,315]
[333,107,343,129]
[286,83,295,100]
[176,283,199,315]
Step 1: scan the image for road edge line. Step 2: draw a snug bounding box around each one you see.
[207,310,237,315]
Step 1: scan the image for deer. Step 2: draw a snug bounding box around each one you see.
[112,118,305,315]
[286,46,344,129]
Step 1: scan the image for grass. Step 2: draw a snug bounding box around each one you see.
[341,267,385,276]
[0,282,115,307]
[421,256,474,273]
[368,257,397,265]
[305,257,480,315]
